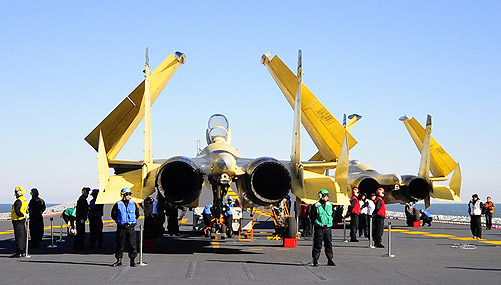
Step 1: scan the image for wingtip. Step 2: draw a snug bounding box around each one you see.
[261,52,272,65]
[175,51,186,64]
[399,115,408,121]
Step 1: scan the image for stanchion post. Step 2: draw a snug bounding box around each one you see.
[139,224,147,266]
[56,215,65,243]
[369,216,374,248]
[385,220,394,257]
[47,217,58,248]
[343,217,348,242]
[24,218,31,258]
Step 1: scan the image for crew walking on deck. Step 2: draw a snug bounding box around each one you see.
[485,196,495,230]
[468,193,486,239]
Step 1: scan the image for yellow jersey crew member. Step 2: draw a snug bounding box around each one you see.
[111,188,140,267]
[11,186,28,258]
[310,189,336,266]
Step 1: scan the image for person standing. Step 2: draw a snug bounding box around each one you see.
[358,193,369,238]
[111,188,140,267]
[367,193,376,239]
[88,189,104,248]
[166,203,180,236]
[310,189,336,267]
[348,188,361,242]
[484,196,495,230]
[468,194,485,239]
[10,186,28,258]
[299,200,312,237]
[28,188,46,248]
[74,187,90,250]
[373,188,386,248]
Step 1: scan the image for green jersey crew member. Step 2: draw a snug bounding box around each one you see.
[111,188,140,267]
[309,189,336,267]
[11,186,28,258]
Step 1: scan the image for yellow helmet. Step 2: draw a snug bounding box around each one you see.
[15,186,25,196]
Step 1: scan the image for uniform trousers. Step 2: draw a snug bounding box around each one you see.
[312,226,333,261]
[115,224,137,259]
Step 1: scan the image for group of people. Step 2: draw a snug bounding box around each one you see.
[308,187,388,266]
[405,201,433,227]
[202,196,238,237]
[73,187,104,250]
[9,186,46,257]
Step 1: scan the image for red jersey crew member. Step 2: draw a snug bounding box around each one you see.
[112,188,140,267]
[373,188,386,248]
[310,189,336,267]
[348,188,361,242]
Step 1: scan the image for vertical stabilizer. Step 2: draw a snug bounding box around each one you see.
[142,48,153,199]
[335,134,350,196]
[449,163,462,198]
[418,115,432,178]
[290,50,302,174]
[97,131,110,194]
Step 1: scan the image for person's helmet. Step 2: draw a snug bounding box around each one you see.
[82,187,91,194]
[361,192,367,198]
[472,193,478,198]
[227,196,233,201]
[91,189,99,196]
[30,188,39,196]
[318,189,329,198]
[15,186,25,197]
[121,187,132,196]
[377,188,385,195]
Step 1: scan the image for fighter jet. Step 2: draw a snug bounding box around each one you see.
[85,50,351,236]
[262,53,461,208]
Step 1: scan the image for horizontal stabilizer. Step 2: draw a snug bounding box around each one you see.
[400,116,456,177]
[292,170,350,205]
[262,54,357,161]
[431,184,461,202]
[85,52,186,160]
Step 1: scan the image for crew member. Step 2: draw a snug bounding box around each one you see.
[166,203,180,236]
[203,203,213,230]
[373,188,386,248]
[367,193,376,239]
[28,188,46,248]
[348,188,361,242]
[111,188,140,267]
[485,196,495,230]
[62,207,77,235]
[10,186,28,258]
[74,187,90,250]
[142,196,155,239]
[299,200,312,238]
[223,197,234,238]
[310,189,336,266]
[420,209,433,227]
[88,189,104,248]
[468,193,485,239]
[358,193,369,238]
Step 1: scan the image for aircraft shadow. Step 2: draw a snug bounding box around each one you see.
[446,266,501,272]
[207,259,308,267]
[19,259,111,267]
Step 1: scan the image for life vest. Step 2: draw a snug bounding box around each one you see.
[469,199,482,215]
[376,196,386,216]
[485,201,495,214]
[11,196,28,221]
[313,201,333,227]
[116,201,137,225]
[89,199,103,217]
[351,196,361,214]
[203,204,213,215]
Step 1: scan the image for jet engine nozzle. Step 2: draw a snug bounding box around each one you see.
[239,157,291,205]
[156,156,203,206]
[349,176,381,196]
[401,175,431,200]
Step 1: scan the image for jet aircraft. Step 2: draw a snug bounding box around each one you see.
[85,50,352,236]
[262,53,461,208]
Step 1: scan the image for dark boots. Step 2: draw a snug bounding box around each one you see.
[130,258,136,267]
[112,258,122,267]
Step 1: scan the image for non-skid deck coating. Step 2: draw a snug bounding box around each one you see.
[1,207,500,285]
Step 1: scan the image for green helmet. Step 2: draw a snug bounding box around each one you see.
[318,189,329,198]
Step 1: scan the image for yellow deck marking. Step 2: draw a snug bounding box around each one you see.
[401,231,429,234]
[388,229,409,232]
[248,248,263,251]
[450,237,477,241]
[179,218,188,224]
[212,236,220,248]
[275,248,290,251]
[479,240,501,245]
[425,234,455,238]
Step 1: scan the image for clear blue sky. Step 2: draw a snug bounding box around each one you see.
[1,1,500,204]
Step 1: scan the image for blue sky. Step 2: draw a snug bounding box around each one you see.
[1,1,500,204]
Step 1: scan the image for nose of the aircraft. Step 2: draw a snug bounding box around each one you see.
[216,153,236,171]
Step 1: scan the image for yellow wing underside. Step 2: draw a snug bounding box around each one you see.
[402,117,457,177]
[292,169,350,205]
[263,55,357,161]
[85,53,185,160]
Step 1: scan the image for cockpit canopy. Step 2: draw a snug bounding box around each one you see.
[206,114,231,144]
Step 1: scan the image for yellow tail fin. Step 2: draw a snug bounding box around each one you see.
[85,52,186,160]
[262,53,357,162]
